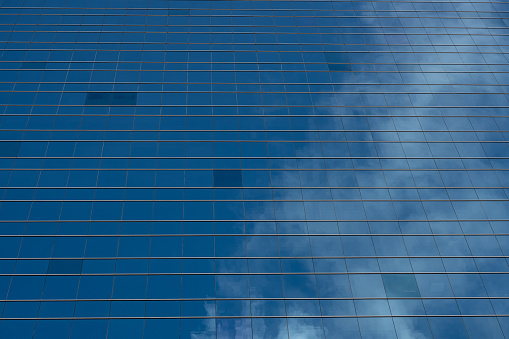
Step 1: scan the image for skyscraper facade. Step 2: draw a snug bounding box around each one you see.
[0,0,508,338]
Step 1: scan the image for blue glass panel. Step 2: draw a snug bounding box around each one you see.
[47,259,83,274]
[213,169,242,187]
[382,274,420,297]
[0,142,21,156]
[0,0,508,334]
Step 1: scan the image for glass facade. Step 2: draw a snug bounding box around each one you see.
[0,0,508,338]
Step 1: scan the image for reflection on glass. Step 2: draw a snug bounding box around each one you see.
[1,1,507,338]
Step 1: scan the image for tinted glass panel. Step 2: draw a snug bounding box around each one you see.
[214,170,242,187]
[382,274,421,297]
[85,93,137,106]
[0,1,507,338]
[21,62,46,69]
[47,260,83,274]
[0,142,21,156]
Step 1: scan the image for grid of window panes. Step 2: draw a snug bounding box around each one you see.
[0,0,509,338]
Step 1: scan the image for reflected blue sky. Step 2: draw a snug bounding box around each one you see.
[0,0,508,338]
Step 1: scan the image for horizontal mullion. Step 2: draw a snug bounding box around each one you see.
[1,169,507,172]
[3,132,509,135]
[0,272,508,276]
[5,63,509,66]
[4,90,509,93]
[4,89,509,91]
[2,82,509,86]
[3,296,509,302]
[3,11,509,15]
[10,85,508,89]
[2,4,509,10]
[3,156,509,159]
[3,29,509,33]
[3,83,509,86]
[2,72,509,76]
[3,42,509,46]
[5,105,509,109]
[0,219,504,222]
[1,315,508,320]
[2,47,508,52]
[2,256,508,260]
[0,233,506,237]
[3,48,509,53]
[0,141,507,144]
[3,22,509,25]
[5,60,509,64]
[0,114,506,118]
[6,186,509,188]
[3,199,509,202]
[3,24,509,28]
[3,37,509,41]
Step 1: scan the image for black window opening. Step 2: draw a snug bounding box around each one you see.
[213,170,243,187]
[85,92,137,106]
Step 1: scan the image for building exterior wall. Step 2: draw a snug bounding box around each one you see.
[0,0,508,338]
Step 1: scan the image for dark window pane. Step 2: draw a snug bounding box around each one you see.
[21,62,46,69]
[328,64,352,71]
[47,260,83,274]
[85,93,112,105]
[214,170,242,187]
[85,92,137,106]
[0,142,21,156]
[111,92,137,106]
